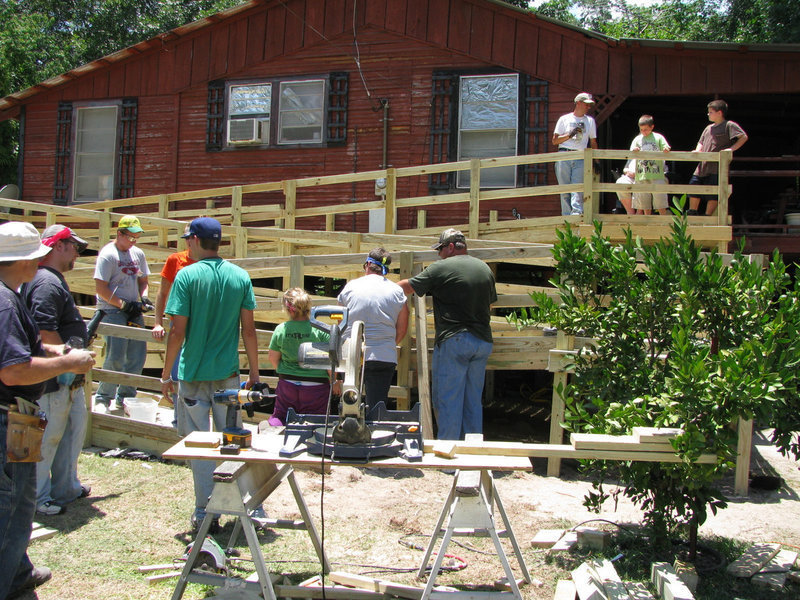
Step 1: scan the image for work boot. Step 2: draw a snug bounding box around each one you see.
[7,566,52,599]
[190,513,220,535]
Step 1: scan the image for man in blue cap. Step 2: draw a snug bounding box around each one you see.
[160,217,265,532]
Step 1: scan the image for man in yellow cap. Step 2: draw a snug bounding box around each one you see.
[93,215,152,412]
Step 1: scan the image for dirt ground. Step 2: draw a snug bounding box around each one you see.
[255,426,800,598]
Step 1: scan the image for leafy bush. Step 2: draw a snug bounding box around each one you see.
[510,216,800,556]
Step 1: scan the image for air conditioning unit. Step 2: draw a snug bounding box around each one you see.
[228,118,259,144]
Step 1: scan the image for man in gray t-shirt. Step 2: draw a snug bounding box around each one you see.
[338,248,409,410]
[399,229,497,440]
[92,215,151,411]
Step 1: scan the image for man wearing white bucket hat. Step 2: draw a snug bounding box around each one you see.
[0,222,95,600]
[22,225,92,517]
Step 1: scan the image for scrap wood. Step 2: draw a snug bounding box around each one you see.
[553,579,577,600]
[272,582,386,599]
[587,559,629,600]
[328,571,424,599]
[146,570,182,585]
[532,528,567,548]
[30,522,57,542]
[651,563,694,600]
[138,563,179,572]
[549,531,578,553]
[494,576,527,592]
[632,427,682,442]
[751,549,798,590]
[432,440,458,459]
[570,562,606,600]
[624,582,655,600]
[570,433,677,453]
[726,542,781,577]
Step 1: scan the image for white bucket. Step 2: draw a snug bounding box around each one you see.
[786,212,800,233]
[123,398,158,423]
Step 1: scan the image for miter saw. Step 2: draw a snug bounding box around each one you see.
[280,306,423,462]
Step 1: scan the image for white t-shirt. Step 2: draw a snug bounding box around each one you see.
[554,112,597,151]
[338,274,407,364]
[94,241,150,310]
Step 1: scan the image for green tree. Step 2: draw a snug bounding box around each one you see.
[510,216,800,558]
[533,0,800,43]
[0,0,245,184]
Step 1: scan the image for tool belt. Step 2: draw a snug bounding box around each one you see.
[5,400,47,463]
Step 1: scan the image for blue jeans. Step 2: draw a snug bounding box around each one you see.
[555,156,585,216]
[94,309,147,406]
[0,411,37,599]
[431,331,493,440]
[178,377,240,518]
[36,385,87,507]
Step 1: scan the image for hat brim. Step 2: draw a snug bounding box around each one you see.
[122,225,144,233]
[431,242,444,250]
[0,243,53,262]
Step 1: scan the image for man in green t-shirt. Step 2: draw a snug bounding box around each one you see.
[160,217,262,532]
[399,229,497,440]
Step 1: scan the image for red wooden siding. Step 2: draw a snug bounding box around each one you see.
[6,0,800,225]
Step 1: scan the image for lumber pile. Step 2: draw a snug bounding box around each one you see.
[727,543,799,591]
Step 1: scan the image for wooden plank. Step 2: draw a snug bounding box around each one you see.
[30,522,58,542]
[571,433,677,453]
[751,549,797,590]
[146,571,182,585]
[531,529,566,548]
[550,531,578,553]
[590,559,629,600]
[624,581,655,600]
[632,427,682,442]
[328,571,423,600]
[553,580,577,600]
[727,543,781,577]
[571,562,605,600]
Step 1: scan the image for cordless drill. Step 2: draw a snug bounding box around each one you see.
[212,382,275,451]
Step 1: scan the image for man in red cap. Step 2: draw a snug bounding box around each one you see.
[22,225,92,517]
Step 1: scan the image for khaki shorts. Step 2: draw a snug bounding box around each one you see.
[632,177,668,211]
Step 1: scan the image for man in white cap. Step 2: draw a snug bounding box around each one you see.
[398,229,497,440]
[22,225,92,517]
[552,92,599,216]
[0,222,95,600]
[93,215,152,411]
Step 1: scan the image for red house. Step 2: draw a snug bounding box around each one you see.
[2,0,800,233]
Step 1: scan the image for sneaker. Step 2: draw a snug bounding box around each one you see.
[114,398,125,410]
[36,501,66,516]
[79,484,92,498]
[190,513,220,535]
[7,566,52,599]
[250,506,269,530]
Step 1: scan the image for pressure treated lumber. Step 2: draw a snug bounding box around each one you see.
[328,571,423,600]
[726,543,781,577]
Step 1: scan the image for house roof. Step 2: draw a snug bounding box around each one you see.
[2,0,800,120]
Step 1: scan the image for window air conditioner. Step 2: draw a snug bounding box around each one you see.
[228,118,259,144]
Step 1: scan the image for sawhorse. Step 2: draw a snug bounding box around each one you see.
[171,461,330,600]
[417,468,531,600]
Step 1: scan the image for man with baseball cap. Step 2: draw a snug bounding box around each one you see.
[552,92,599,216]
[398,228,497,440]
[0,222,95,599]
[161,217,266,532]
[93,215,152,412]
[22,225,92,517]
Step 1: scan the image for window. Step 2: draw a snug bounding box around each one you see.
[278,80,325,144]
[208,74,347,151]
[73,105,119,203]
[227,83,271,144]
[456,74,518,188]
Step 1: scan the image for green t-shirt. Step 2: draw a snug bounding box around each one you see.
[166,257,256,382]
[408,254,497,346]
[269,320,330,379]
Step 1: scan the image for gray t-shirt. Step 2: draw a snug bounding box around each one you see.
[338,274,407,364]
[94,241,150,310]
